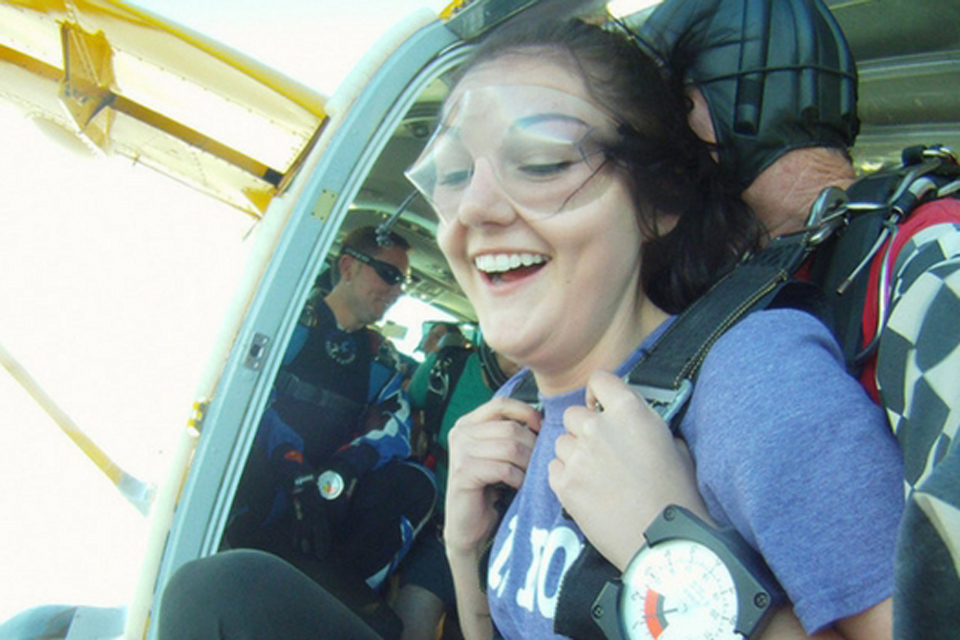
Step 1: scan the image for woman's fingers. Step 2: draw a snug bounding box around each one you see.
[552,370,712,568]
[448,397,541,482]
[585,370,659,421]
[444,397,541,553]
[448,419,537,487]
[459,396,543,433]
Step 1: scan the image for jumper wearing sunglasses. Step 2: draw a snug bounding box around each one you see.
[343,246,409,288]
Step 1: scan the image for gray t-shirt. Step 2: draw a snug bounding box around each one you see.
[487,309,902,638]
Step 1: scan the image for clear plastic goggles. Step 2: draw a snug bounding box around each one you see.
[405,85,620,221]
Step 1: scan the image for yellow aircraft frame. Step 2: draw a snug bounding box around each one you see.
[0,0,328,218]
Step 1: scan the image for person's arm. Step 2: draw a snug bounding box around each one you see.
[337,364,413,473]
[872,217,960,640]
[447,545,496,640]
[552,311,900,639]
[552,370,892,640]
[878,217,960,462]
[443,397,541,640]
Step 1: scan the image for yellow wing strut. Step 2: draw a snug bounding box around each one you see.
[0,340,154,515]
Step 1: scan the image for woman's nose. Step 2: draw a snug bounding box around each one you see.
[455,158,518,227]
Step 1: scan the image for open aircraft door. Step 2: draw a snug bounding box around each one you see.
[140,2,528,637]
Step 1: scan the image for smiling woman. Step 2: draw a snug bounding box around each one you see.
[4,0,953,638]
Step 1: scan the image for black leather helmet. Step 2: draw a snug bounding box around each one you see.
[633,0,860,192]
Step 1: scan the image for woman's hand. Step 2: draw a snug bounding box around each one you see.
[443,397,541,640]
[549,370,708,570]
[443,396,542,556]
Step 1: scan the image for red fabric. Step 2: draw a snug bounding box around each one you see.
[860,199,960,401]
[283,448,305,464]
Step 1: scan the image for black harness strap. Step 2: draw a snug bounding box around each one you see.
[274,370,364,416]
[624,231,815,428]
[810,174,900,369]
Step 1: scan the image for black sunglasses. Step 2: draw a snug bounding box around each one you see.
[343,246,408,287]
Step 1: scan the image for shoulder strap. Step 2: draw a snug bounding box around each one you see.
[624,233,817,428]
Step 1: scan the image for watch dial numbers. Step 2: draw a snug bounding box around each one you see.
[621,540,739,640]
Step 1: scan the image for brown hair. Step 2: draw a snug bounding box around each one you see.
[331,226,411,285]
[341,225,411,257]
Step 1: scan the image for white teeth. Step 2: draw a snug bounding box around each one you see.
[474,253,547,273]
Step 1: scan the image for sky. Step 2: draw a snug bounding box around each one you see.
[0,0,450,624]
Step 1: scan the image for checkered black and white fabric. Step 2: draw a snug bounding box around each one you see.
[876,213,960,637]
[880,220,960,488]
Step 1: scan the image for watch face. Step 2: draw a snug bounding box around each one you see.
[621,539,739,640]
[317,470,345,500]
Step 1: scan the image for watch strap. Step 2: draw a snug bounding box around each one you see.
[554,543,619,640]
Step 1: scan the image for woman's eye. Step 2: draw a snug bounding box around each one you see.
[518,159,577,177]
[437,168,472,188]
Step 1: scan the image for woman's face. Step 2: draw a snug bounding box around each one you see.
[429,53,651,386]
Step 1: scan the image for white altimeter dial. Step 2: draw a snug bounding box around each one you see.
[620,539,740,640]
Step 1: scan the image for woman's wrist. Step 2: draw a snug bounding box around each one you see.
[447,542,496,640]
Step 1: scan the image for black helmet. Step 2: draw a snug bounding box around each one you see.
[633,0,860,192]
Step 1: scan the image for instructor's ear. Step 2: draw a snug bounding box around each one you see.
[338,254,357,282]
[686,87,719,155]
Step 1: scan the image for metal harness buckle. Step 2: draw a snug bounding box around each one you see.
[628,379,694,427]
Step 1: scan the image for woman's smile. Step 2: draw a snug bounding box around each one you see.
[473,252,550,286]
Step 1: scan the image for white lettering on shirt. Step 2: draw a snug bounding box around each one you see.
[488,514,517,598]
[490,516,584,619]
[517,527,548,611]
[536,526,582,617]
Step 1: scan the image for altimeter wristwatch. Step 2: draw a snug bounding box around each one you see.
[592,505,784,640]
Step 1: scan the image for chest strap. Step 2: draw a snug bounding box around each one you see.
[274,370,363,417]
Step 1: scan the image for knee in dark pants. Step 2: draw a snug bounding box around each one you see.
[339,462,437,589]
[348,462,438,537]
[390,462,438,529]
[159,550,279,639]
[158,550,388,640]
